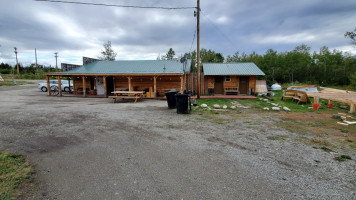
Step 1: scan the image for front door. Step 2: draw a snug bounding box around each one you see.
[96,76,104,95]
[239,76,249,94]
[214,76,224,94]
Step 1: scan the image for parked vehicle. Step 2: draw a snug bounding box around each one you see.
[38,80,73,92]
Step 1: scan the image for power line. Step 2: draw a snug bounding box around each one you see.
[189,27,197,54]
[34,0,196,10]
[200,11,237,50]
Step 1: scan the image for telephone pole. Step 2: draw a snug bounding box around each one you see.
[14,47,19,74]
[35,48,38,71]
[54,52,58,72]
[196,0,200,98]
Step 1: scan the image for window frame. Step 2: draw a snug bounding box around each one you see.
[225,76,231,82]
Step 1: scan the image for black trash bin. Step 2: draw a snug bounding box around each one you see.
[165,91,178,109]
[175,94,190,114]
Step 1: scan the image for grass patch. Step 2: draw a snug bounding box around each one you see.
[196,99,234,108]
[275,118,308,135]
[0,151,34,199]
[310,139,331,146]
[334,155,352,162]
[267,135,288,141]
[339,129,349,133]
[236,91,314,113]
[349,141,356,149]
[0,80,33,86]
[320,146,333,152]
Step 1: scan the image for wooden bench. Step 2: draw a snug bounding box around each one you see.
[110,91,144,103]
[109,95,143,103]
[282,90,295,101]
[224,88,238,95]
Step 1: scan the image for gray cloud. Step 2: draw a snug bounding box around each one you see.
[0,0,355,66]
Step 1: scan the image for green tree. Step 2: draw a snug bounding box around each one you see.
[350,72,356,87]
[260,49,278,83]
[344,28,356,46]
[200,48,224,63]
[165,48,176,60]
[226,51,241,63]
[99,41,117,61]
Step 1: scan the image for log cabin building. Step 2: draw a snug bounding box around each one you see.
[201,63,265,96]
[45,59,191,97]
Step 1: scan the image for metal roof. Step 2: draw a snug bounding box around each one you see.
[203,62,265,76]
[55,60,191,75]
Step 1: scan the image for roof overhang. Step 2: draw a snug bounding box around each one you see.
[44,73,184,76]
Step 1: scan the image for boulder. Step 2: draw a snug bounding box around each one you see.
[283,107,291,112]
[222,105,228,109]
[201,104,208,108]
[213,104,220,109]
[272,107,280,111]
[230,106,236,109]
[263,107,270,111]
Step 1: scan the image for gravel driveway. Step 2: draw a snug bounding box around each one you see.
[0,82,355,199]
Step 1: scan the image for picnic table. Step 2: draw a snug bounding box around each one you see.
[109,91,144,103]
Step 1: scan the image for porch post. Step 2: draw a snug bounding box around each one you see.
[180,76,183,93]
[46,76,51,96]
[128,77,132,92]
[103,76,107,96]
[82,76,86,97]
[154,76,157,97]
[57,76,62,96]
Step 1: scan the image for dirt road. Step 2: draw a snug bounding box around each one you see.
[0,83,355,199]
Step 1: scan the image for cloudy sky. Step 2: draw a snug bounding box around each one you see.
[0,0,355,67]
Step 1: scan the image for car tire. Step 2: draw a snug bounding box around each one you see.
[64,87,70,92]
[41,87,47,92]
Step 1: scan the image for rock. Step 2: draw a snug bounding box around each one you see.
[263,99,269,102]
[271,103,279,107]
[230,106,236,109]
[222,105,227,109]
[332,114,341,119]
[283,107,291,112]
[213,104,220,109]
[263,107,270,111]
[272,107,280,111]
[201,104,208,108]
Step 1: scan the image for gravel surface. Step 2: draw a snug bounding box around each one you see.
[0,83,355,199]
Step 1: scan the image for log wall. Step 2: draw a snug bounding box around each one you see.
[223,76,238,88]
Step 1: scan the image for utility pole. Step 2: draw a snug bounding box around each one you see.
[54,52,58,72]
[196,0,200,99]
[35,48,38,71]
[14,47,19,74]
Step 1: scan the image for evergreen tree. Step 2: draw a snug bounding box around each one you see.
[99,41,117,61]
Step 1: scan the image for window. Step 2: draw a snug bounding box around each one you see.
[225,76,231,82]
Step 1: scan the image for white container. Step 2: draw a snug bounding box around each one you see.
[271,83,282,91]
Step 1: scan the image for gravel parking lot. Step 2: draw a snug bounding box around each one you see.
[0,82,355,199]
